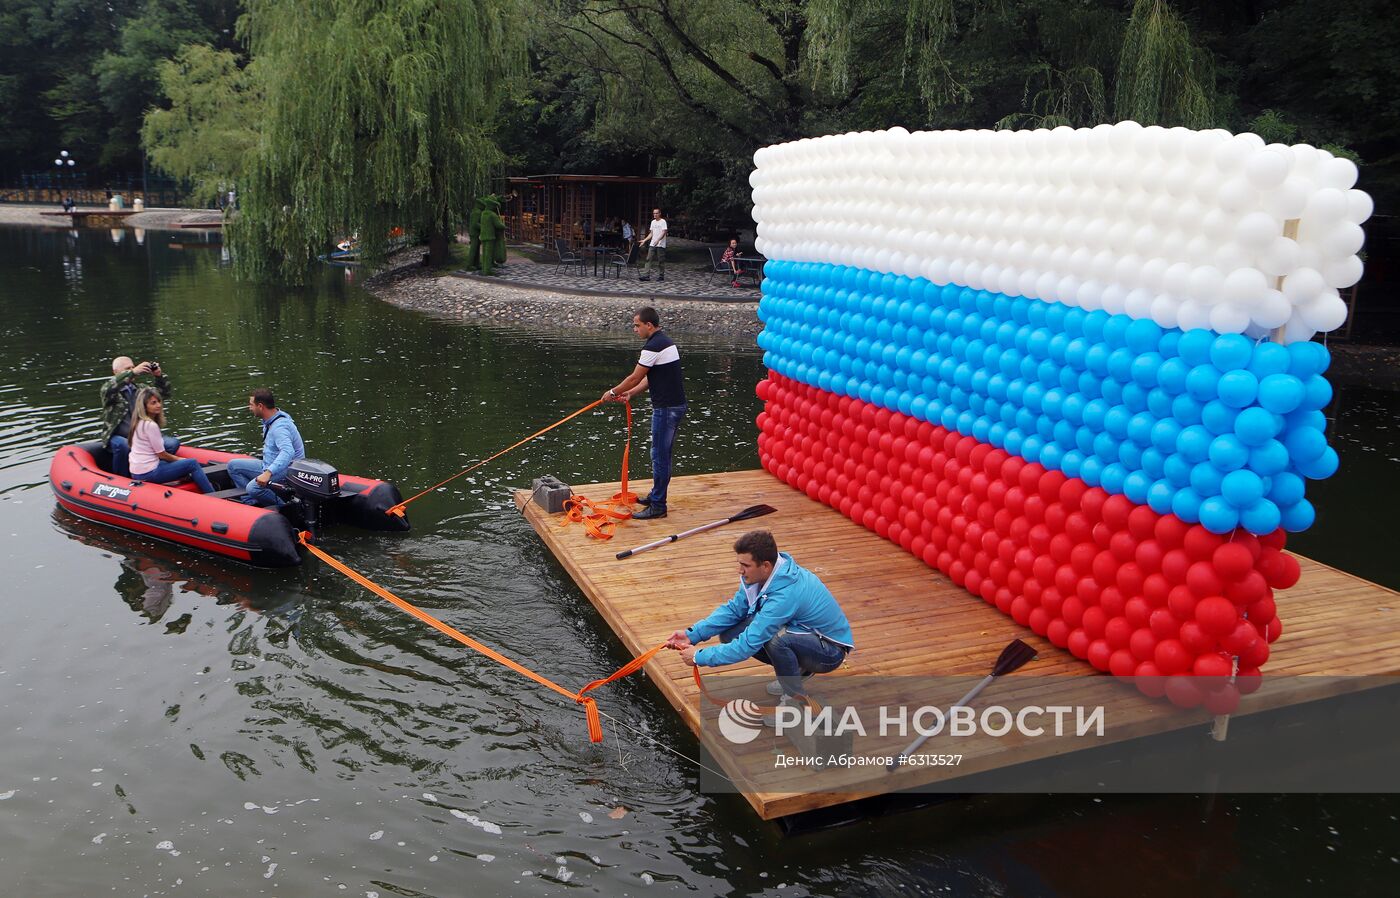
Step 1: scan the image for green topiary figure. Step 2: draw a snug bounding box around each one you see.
[466,197,485,271]
[478,195,505,275]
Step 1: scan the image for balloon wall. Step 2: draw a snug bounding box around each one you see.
[751,124,1368,709]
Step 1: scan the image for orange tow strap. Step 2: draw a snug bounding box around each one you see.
[387,398,620,518]
[690,665,813,715]
[298,531,664,743]
[559,399,639,540]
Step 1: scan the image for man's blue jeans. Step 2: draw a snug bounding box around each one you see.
[646,404,686,509]
[228,458,284,506]
[108,434,180,477]
[719,620,847,697]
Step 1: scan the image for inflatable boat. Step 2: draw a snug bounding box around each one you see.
[49,441,410,566]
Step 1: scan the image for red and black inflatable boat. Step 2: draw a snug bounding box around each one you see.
[49,441,410,566]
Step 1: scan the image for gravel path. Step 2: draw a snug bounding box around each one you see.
[0,203,222,230]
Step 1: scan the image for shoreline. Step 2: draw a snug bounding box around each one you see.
[0,202,221,231]
[363,255,763,340]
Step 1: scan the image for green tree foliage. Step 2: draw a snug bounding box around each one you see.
[142,44,261,206]
[1114,0,1216,127]
[230,0,524,282]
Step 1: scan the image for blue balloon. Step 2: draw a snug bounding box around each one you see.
[1284,426,1327,462]
[1209,434,1250,472]
[1104,406,1131,437]
[1240,499,1282,534]
[1297,446,1340,480]
[1257,373,1304,414]
[1118,442,1144,471]
[1148,387,1175,419]
[1100,463,1128,494]
[1040,441,1065,471]
[1199,496,1241,534]
[1085,344,1111,375]
[1178,425,1213,463]
[1301,375,1333,410]
[1108,348,1136,382]
[1141,447,1167,479]
[1248,342,1291,379]
[1130,352,1163,388]
[1234,407,1280,447]
[1147,480,1176,514]
[1124,471,1152,504]
[1079,455,1104,487]
[1153,418,1185,454]
[1061,393,1086,424]
[1178,329,1215,367]
[1126,319,1164,354]
[1210,333,1253,373]
[1249,439,1290,476]
[1127,412,1155,447]
[1061,449,1084,479]
[1186,365,1222,401]
[1156,357,1191,393]
[1221,469,1266,507]
[1172,487,1203,524]
[1286,341,1330,378]
[1217,370,1260,408]
[1159,330,1182,359]
[1268,471,1306,506]
[1164,453,1193,487]
[1202,400,1241,436]
[1190,462,1224,496]
[1094,431,1119,462]
[1281,499,1316,532]
[1082,311,1110,343]
[1103,315,1131,349]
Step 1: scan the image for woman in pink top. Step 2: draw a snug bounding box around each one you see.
[128,388,214,493]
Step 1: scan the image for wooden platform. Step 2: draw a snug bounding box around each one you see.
[515,470,1400,819]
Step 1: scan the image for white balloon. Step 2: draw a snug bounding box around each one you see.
[1258,236,1301,276]
[1322,221,1365,258]
[1212,136,1254,172]
[1188,265,1225,301]
[1223,267,1269,304]
[1235,211,1281,251]
[1217,177,1257,213]
[1125,288,1155,319]
[1163,261,1194,296]
[1139,257,1169,290]
[1150,294,1179,329]
[1254,288,1292,328]
[1344,189,1374,224]
[1282,267,1326,305]
[1244,147,1291,190]
[1318,156,1359,190]
[1264,177,1311,219]
[1281,314,1316,345]
[1101,284,1127,314]
[1303,187,1348,222]
[1078,279,1105,310]
[1322,254,1364,289]
[1299,291,1347,332]
[1210,303,1251,334]
[1177,299,1213,331]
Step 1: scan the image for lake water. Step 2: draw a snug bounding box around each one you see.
[0,224,1396,895]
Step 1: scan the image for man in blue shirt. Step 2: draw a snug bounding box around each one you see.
[228,388,305,506]
[602,306,686,519]
[668,531,854,701]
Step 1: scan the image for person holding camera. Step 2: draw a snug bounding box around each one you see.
[100,356,179,477]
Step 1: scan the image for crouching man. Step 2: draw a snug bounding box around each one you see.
[667,531,854,702]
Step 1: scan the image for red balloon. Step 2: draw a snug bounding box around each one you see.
[1103,494,1134,530]
[1154,638,1192,675]
[1116,562,1146,596]
[1271,553,1301,590]
[1105,616,1134,649]
[1092,550,1119,588]
[1240,638,1270,669]
[1167,585,1198,621]
[1080,487,1109,522]
[1081,606,1108,639]
[1110,531,1138,563]
[1028,607,1051,635]
[1041,588,1065,619]
[1136,541,1165,574]
[1213,542,1254,581]
[1061,596,1086,628]
[1130,627,1159,662]
[1134,661,1168,697]
[1124,596,1152,628]
[1183,526,1222,561]
[1259,528,1287,551]
[1247,595,1277,626]
[1047,618,1071,648]
[1067,628,1091,659]
[1203,683,1241,715]
[1192,652,1233,678]
[1160,549,1191,584]
[1098,587,1126,619]
[1186,561,1224,598]
[1059,478,1088,508]
[1143,573,1171,607]
[1128,505,1158,541]
[1266,616,1283,643]
[1010,595,1032,626]
[1165,675,1203,708]
[1225,570,1269,604]
[1154,514,1190,549]
[1221,620,1261,656]
[1087,638,1112,672]
[1179,620,1216,655]
[1070,542,1098,575]
[1110,649,1138,678]
[1236,666,1263,694]
[1194,596,1239,637]
[1148,608,1180,640]
[995,588,1015,615]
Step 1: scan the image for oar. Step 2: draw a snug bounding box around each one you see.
[887,638,1038,771]
[615,504,777,560]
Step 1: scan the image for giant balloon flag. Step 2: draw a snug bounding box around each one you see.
[751,123,1370,711]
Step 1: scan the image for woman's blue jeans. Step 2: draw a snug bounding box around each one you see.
[135,457,214,493]
[646,404,686,509]
[108,435,180,477]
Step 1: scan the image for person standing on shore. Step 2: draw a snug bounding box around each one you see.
[637,208,667,282]
[601,306,686,519]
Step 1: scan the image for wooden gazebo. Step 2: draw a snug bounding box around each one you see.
[502,174,678,250]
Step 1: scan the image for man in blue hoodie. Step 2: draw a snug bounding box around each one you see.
[668,531,854,701]
[228,388,305,506]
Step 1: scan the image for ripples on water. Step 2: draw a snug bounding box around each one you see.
[1,226,1397,896]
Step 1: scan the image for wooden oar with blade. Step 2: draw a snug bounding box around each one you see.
[615,504,777,560]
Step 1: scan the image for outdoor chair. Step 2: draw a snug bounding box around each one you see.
[707,247,737,285]
[553,238,586,275]
[607,243,639,279]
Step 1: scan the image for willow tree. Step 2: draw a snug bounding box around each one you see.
[1114,0,1216,128]
[232,0,523,282]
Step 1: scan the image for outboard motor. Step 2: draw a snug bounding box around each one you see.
[286,458,340,539]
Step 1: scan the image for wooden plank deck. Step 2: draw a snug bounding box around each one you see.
[515,469,1400,819]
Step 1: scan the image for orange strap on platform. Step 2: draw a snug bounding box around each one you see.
[298,531,663,743]
[387,398,614,517]
[558,399,638,540]
[691,665,805,716]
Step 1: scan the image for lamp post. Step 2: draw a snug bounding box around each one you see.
[52,150,76,198]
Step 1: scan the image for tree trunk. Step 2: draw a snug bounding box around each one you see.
[427,226,450,267]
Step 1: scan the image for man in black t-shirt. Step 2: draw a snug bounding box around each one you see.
[602,306,687,519]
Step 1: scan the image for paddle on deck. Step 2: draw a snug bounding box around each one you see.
[887,638,1038,771]
[616,504,777,560]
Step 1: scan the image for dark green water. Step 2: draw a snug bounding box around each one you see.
[0,224,1396,896]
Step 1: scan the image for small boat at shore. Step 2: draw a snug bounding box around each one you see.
[49,441,410,566]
